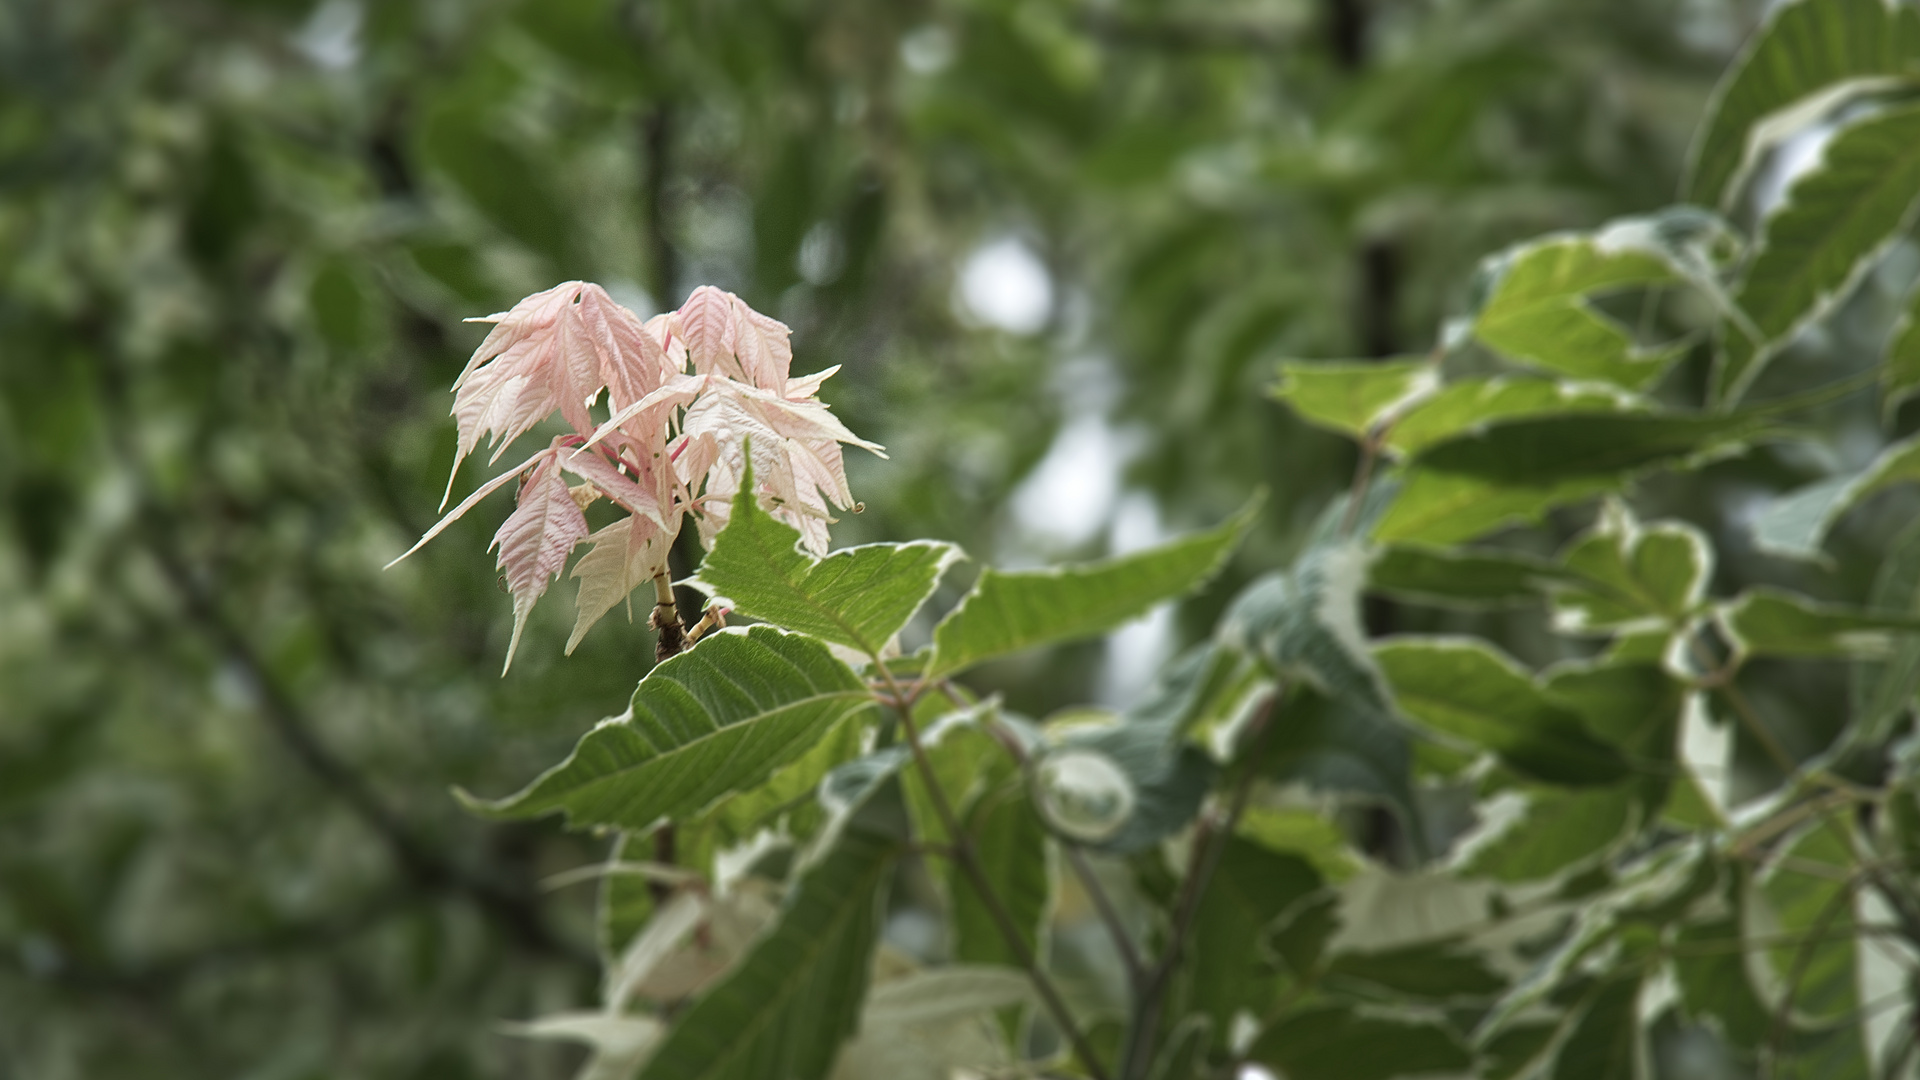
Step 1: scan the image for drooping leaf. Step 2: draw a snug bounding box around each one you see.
[1716,586,1920,659]
[1718,101,1920,403]
[1751,433,1920,561]
[493,447,592,672]
[1270,358,1438,440]
[1385,376,1644,458]
[1247,1002,1472,1080]
[1367,543,1572,609]
[1851,516,1920,745]
[1376,412,1765,545]
[1685,0,1920,208]
[1374,638,1629,785]
[568,514,673,654]
[1471,236,1685,391]
[463,626,875,829]
[634,817,898,1080]
[928,498,1255,677]
[1181,837,1323,1031]
[692,461,960,656]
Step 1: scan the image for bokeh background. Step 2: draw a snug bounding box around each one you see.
[6,0,1892,1076]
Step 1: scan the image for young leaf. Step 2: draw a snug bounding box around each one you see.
[568,514,672,654]
[633,817,898,1080]
[1716,587,1920,659]
[462,626,875,829]
[1472,237,1684,391]
[1750,432,1920,561]
[1375,412,1765,545]
[928,498,1255,677]
[1717,101,1920,403]
[1685,0,1920,209]
[494,447,591,673]
[1270,358,1438,440]
[692,461,960,657]
[1384,376,1644,458]
[1374,638,1629,785]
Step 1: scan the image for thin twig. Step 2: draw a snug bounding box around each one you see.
[873,661,1110,1080]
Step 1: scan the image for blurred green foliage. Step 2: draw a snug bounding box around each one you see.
[0,0,1841,1075]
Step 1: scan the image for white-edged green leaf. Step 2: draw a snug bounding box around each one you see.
[1716,586,1920,659]
[463,626,874,829]
[634,818,898,1080]
[1376,412,1765,545]
[1237,805,1362,883]
[1885,274,1920,419]
[1850,516,1920,745]
[1751,433,1920,560]
[1182,836,1325,1030]
[1452,786,1636,883]
[832,967,1031,1080]
[1550,502,1713,633]
[1367,543,1573,608]
[1686,0,1920,208]
[928,498,1255,677]
[1386,376,1645,458]
[1271,358,1439,439]
[1757,818,1871,1080]
[948,779,1051,980]
[1374,638,1629,785]
[1718,101,1920,403]
[693,462,960,656]
[1248,1002,1472,1080]
[1254,685,1419,844]
[1548,975,1644,1080]
[1472,237,1684,391]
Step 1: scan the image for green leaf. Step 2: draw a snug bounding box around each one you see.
[1254,685,1419,845]
[1850,516,1920,745]
[1550,502,1713,632]
[1718,101,1920,402]
[1375,638,1630,785]
[598,831,655,962]
[1248,1003,1472,1080]
[692,463,960,656]
[1270,358,1438,440]
[1543,661,1688,815]
[1237,806,1362,882]
[1220,518,1387,711]
[928,499,1255,677]
[1323,941,1507,1002]
[1686,0,1920,208]
[1675,909,1774,1051]
[1550,975,1643,1080]
[1376,412,1765,545]
[1455,786,1636,882]
[699,709,874,849]
[948,780,1052,980]
[1885,274,1920,420]
[634,818,897,1080]
[1472,237,1684,391]
[1181,837,1323,1031]
[1756,819,1874,1080]
[1367,543,1572,609]
[464,627,875,829]
[1716,586,1920,659]
[1385,376,1644,458]
[1751,433,1920,561]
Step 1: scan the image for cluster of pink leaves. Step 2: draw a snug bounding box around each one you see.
[389,282,883,671]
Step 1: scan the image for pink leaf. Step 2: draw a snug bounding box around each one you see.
[566,514,671,654]
[671,286,741,381]
[492,448,591,673]
[387,446,550,569]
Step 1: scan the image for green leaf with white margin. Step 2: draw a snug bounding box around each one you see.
[832,966,1031,1080]
[634,812,899,1080]
[1549,501,1713,633]
[1452,786,1637,883]
[948,779,1052,980]
[1368,543,1574,609]
[1884,274,1920,420]
[1851,516,1920,745]
[1752,433,1920,561]
[692,461,960,656]
[1716,586,1920,659]
[1685,0,1920,208]
[1248,1002,1472,1080]
[1471,236,1685,392]
[1220,490,1391,710]
[1548,974,1644,1080]
[1376,412,1768,545]
[1255,685,1420,846]
[1757,817,1873,1078]
[1270,358,1438,440]
[927,496,1257,678]
[1181,836,1324,1032]
[1238,805,1362,882]
[1374,638,1629,785]
[1385,376,1645,458]
[1717,100,1920,403]
[463,626,875,829]
[1544,660,1688,815]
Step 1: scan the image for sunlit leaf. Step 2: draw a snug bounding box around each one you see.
[1270,358,1438,440]
[1472,236,1684,391]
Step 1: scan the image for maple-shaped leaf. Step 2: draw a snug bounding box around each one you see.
[494,447,591,672]
[567,513,672,654]
[446,282,665,507]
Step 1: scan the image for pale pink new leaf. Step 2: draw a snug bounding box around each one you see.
[493,450,591,673]
[566,514,671,654]
[387,447,551,569]
[672,286,742,381]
